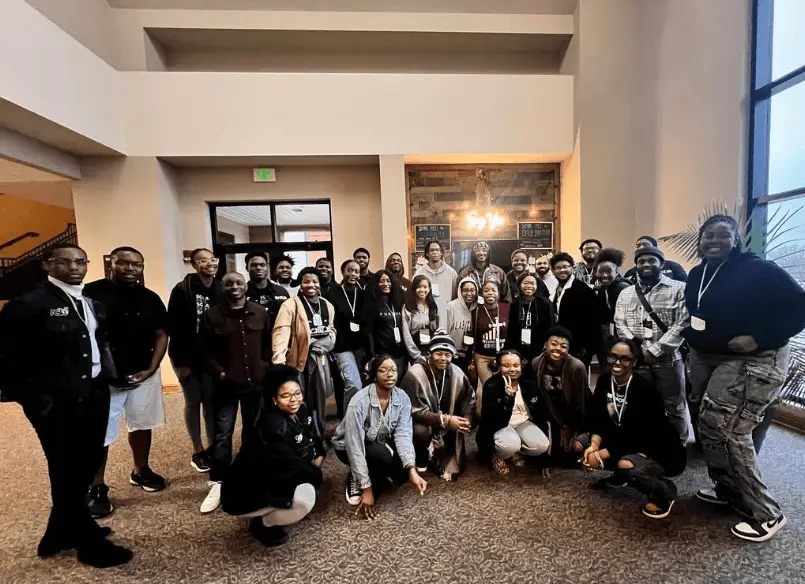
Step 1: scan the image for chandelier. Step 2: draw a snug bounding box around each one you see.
[465,169,505,232]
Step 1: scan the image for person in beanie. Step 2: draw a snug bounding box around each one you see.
[399,331,475,481]
[624,236,688,283]
[457,241,510,304]
[614,246,691,443]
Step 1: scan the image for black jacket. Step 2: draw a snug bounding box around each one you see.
[167,274,223,369]
[684,252,805,354]
[221,403,325,516]
[325,283,365,353]
[596,277,630,325]
[362,299,406,359]
[477,374,543,458]
[0,282,115,404]
[587,373,686,476]
[504,296,554,362]
[554,278,601,359]
[506,271,550,300]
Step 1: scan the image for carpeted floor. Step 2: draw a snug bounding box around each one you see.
[1,393,804,584]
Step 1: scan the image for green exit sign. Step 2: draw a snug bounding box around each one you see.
[253,168,276,182]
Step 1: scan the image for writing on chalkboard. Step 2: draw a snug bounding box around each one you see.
[414,224,452,252]
[518,222,553,249]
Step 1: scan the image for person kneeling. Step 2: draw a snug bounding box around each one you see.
[478,350,550,475]
[221,366,324,546]
[332,355,428,520]
[579,339,686,519]
[400,332,475,481]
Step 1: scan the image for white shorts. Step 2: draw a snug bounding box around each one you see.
[105,370,166,447]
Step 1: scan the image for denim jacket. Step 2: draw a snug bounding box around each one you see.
[331,384,416,489]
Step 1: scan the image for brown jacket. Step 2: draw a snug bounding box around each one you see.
[201,301,270,387]
[272,296,336,371]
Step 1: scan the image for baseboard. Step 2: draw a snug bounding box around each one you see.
[773,405,805,435]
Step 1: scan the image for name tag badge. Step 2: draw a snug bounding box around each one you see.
[419,331,431,345]
[313,314,323,327]
[608,323,615,337]
[431,284,441,297]
[393,327,402,343]
[463,335,475,346]
[643,327,654,340]
[350,321,361,333]
[521,329,532,345]
[477,296,485,305]
[691,316,706,331]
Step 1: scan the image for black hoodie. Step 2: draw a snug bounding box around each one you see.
[167,273,223,368]
[684,252,805,354]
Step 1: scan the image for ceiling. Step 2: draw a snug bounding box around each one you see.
[108,0,577,15]
[216,203,331,227]
[0,157,70,182]
[164,155,378,167]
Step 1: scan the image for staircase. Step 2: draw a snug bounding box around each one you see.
[0,223,78,300]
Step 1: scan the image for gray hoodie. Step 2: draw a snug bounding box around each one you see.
[446,276,478,355]
[414,261,458,329]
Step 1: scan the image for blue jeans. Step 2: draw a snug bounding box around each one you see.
[334,349,364,410]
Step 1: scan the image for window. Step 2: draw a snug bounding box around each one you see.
[750,0,805,408]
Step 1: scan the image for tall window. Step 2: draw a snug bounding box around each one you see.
[750,0,805,407]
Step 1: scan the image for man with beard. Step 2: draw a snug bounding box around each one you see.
[385,252,412,291]
[624,236,688,284]
[456,241,510,304]
[315,257,336,296]
[353,248,373,287]
[573,239,602,288]
[549,252,601,366]
[614,246,691,443]
[245,252,289,329]
[535,254,558,298]
[414,240,458,328]
[271,254,299,296]
[400,333,474,482]
[507,249,548,300]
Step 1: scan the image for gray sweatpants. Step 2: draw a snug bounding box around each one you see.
[689,346,789,523]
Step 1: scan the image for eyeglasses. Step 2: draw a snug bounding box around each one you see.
[48,258,89,267]
[277,390,303,401]
[606,354,635,366]
[377,367,398,375]
[196,258,220,266]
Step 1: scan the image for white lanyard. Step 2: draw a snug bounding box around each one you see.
[303,296,321,317]
[472,267,491,289]
[341,286,357,318]
[428,365,447,412]
[386,299,399,328]
[697,261,726,311]
[483,305,502,352]
[377,387,391,431]
[610,375,632,424]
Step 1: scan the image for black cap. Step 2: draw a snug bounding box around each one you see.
[634,246,665,263]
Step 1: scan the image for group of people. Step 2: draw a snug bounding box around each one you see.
[1,213,804,568]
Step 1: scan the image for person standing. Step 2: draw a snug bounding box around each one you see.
[271,254,299,296]
[353,248,373,287]
[167,248,222,473]
[315,257,336,296]
[614,246,691,444]
[549,252,601,366]
[505,273,554,369]
[401,275,440,365]
[325,259,366,414]
[595,248,630,364]
[385,252,412,291]
[445,277,478,372]
[84,247,168,519]
[685,215,805,542]
[362,270,408,376]
[0,244,132,567]
[457,241,511,303]
[472,280,509,415]
[535,254,559,298]
[245,252,289,326]
[272,267,337,432]
[198,272,270,514]
[507,249,548,300]
[624,236,688,283]
[573,239,602,287]
[414,240,458,328]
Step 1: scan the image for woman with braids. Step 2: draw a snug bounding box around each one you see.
[685,214,805,542]
[594,247,630,364]
[362,270,408,376]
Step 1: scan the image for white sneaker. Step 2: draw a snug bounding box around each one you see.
[200,481,222,514]
[731,515,786,542]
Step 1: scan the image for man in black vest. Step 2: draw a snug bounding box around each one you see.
[0,244,132,567]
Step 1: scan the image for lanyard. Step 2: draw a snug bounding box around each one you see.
[697,261,726,310]
[428,365,447,412]
[303,296,321,318]
[482,305,501,352]
[385,299,399,328]
[471,267,491,289]
[610,375,632,424]
[520,300,534,328]
[341,286,357,318]
[376,387,392,431]
[64,293,90,329]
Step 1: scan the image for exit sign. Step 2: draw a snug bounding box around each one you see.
[253,168,276,182]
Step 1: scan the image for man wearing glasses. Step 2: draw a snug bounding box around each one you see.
[0,244,132,567]
[84,247,169,519]
[167,248,223,474]
[573,238,603,288]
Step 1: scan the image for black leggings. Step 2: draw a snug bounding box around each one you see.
[336,442,408,498]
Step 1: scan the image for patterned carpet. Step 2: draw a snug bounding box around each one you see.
[1,393,804,584]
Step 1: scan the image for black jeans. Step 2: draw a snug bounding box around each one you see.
[22,383,109,547]
[209,384,261,482]
[336,442,408,498]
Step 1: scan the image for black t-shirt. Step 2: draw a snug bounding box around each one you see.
[325,284,365,352]
[84,278,168,379]
[246,281,289,320]
[300,296,330,339]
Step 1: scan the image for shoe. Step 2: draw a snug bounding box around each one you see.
[415,466,428,474]
[88,484,114,519]
[191,452,212,473]
[731,515,787,542]
[37,525,113,557]
[345,473,361,506]
[200,481,222,514]
[696,488,728,506]
[590,475,628,491]
[248,519,289,547]
[77,539,133,568]
[510,453,526,468]
[130,467,167,492]
[642,500,675,519]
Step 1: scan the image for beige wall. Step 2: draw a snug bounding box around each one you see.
[0,193,76,257]
[176,165,384,272]
[559,128,581,252]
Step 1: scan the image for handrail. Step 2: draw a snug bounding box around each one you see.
[0,232,40,252]
[0,223,77,272]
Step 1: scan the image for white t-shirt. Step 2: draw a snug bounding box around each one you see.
[509,386,530,427]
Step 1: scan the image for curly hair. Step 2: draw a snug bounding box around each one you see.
[596,248,626,268]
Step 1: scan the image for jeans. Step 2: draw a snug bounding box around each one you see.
[635,359,691,443]
[334,349,364,412]
[209,386,261,482]
[336,442,409,498]
[242,484,316,527]
[689,346,789,522]
[494,421,550,459]
[179,369,215,452]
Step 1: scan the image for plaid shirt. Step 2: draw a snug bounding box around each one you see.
[614,275,689,361]
[572,262,596,287]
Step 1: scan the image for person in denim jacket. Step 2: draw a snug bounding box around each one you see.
[332,355,428,520]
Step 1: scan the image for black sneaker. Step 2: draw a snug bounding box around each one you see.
[731,515,787,542]
[345,473,361,506]
[696,488,728,506]
[642,500,675,519]
[191,452,211,473]
[130,467,167,492]
[88,484,114,519]
[77,539,133,568]
[590,475,628,491]
[248,519,289,547]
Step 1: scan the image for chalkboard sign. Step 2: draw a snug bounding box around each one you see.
[415,224,451,252]
[518,222,553,249]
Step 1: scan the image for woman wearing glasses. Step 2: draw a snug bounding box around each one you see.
[222,365,324,547]
[579,339,685,520]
